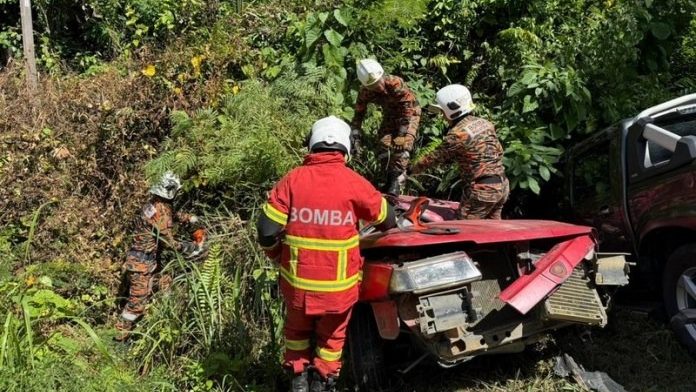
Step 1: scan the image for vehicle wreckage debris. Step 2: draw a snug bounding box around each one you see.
[553,353,626,392]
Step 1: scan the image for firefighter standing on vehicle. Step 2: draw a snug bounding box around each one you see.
[114,171,205,341]
[411,84,509,219]
[256,116,396,392]
[351,58,421,196]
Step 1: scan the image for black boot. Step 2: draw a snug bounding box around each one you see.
[385,171,403,196]
[290,370,309,392]
[310,372,336,392]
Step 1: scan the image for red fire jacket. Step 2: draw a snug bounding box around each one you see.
[262,152,388,314]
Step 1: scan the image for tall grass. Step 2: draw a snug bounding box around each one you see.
[0,278,143,391]
[125,210,284,390]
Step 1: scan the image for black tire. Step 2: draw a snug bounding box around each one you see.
[346,303,388,391]
[662,243,696,356]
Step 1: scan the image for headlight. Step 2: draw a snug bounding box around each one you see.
[389,251,481,294]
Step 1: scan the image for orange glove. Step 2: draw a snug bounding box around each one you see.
[192,228,207,246]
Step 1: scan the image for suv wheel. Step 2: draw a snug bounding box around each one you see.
[663,244,696,356]
[346,304,388,391]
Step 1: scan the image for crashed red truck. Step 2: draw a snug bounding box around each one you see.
[346,197,629,390]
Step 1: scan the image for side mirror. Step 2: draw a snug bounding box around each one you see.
[675,136,696,162]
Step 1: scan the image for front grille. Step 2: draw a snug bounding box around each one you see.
[544,267,607,326]
[468,250,520,330]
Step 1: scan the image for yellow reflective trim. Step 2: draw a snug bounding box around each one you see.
[284,235,359,251]
[373,197,388,225]
[286,339,310,351]
[289,246,299,275]
[280,267,360,292]
[316,347,342,362]
[263,203,288,225]
[337,250,347,280]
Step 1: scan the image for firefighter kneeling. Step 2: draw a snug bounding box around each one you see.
[257,116,397,392]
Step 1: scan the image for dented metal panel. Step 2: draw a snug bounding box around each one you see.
[499,235,596,314]
[361,219,593,249]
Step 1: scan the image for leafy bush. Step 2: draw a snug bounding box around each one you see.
[2,0,696,390]
[147,64,345,199]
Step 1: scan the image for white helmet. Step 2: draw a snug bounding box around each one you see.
[308,116,351,156]
[149,171,182,200]
[357,59,384,86]
[433,84,474,120]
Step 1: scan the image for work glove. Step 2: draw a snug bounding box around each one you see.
[262,241,282,264]
[187,243,209,260]
[350,128,363,156]
[180,241,208,260]
[180,241,197,256]
[192,228,207,246]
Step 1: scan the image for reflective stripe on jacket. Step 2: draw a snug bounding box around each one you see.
[263,151,388,314]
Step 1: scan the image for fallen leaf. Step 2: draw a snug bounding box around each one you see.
[51,146,72,160]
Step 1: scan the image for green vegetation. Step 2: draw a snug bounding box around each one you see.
[1,0,695,390]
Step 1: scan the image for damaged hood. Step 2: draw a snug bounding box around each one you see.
[360,219,593,249]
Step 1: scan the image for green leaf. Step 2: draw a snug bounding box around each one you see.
[333,9,347,26]
[520,71,537,85]
[549,123,565,139]
[322,44,339,66]
[507,82,525,97]
[324,29,344,48]
[305,26,322,49]
[650,22,671,40]
[252,268,266,280]
[522,95,539,113]
[528,177,541,194]
[564,110,579,131]
[539,166,551,181]
[263,65,282,79]
[39,276,53,287]
[318,12,329,24]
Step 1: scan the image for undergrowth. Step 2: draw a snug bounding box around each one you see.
[1,0,695,391]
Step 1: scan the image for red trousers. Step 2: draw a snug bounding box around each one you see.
[283,306,353,378]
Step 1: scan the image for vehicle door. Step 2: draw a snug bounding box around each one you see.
[626,110,696,238]
[568,127,632,252]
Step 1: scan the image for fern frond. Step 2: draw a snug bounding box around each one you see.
[195,243,223,314]
[413,139,442,164]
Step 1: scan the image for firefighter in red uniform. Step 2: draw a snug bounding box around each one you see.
[256,116,397,392]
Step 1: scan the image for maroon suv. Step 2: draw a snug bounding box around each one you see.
[555,94,696,354]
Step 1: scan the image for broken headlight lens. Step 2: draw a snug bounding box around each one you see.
[389,252,482,294]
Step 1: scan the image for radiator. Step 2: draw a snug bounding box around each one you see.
[543,267,608,326]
